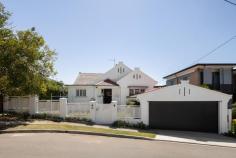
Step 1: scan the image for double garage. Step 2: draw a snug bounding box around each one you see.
[137,81,232,134]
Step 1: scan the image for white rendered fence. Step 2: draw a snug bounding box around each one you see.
[3,96,142,124]
[67,102,91,119]
[117,105,141,118]
[117,105,141,124]
[37,100,60,114]
[5,96,30,112]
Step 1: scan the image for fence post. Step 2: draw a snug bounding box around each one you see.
[90,101,96,122]
[29,95,38,115]
[111,101,118,123]
[60,98,67,118]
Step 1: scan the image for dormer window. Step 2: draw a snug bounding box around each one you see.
[118,67,124,73]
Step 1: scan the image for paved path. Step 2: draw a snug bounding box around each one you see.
[0,133,236,158]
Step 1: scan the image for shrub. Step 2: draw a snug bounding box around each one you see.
[232,107,236,119]
[200,84,210,89]
[65,117,92,124]
[233,120,236,134]
[22,112,30,120]
[31,113,64,122]
[126,99,140,106]
[112,120,149,130]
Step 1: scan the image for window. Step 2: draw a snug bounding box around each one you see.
[212,71,220,90]
[129,88,146,96]
[129,89,134,96]
[118,68,119,73]
[133,75,135,79]
[183,76,189,80]
[123,68,125,72]
[139,74,141,79]
[76,89,86,97]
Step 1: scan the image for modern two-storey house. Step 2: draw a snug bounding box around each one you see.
[67,62,157,104]
[164,63,236,101]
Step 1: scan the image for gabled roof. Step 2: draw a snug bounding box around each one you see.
[95,79,119,86]
[164,63,236,79]
[73,73,103,85]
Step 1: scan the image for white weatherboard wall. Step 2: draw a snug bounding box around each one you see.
[68,86,95,103]
[137,81,232,134]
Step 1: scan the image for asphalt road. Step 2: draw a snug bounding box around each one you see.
[0,133,235,158]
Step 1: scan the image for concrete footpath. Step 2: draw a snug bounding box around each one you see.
[155,130,236,148]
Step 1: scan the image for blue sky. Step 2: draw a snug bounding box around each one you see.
[2,0,236,85]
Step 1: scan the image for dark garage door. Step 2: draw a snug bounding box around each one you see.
[149,101,218,133]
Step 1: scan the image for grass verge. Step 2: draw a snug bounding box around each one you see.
[6,124,156,139]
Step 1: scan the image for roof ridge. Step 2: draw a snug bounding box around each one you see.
[79,73,103,74]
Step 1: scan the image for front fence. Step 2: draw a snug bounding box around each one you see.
[67,102,90,119]
[37,100,60,115]
[117,105,141,119]
[117,105,141,124]
[5,96,30,113]
[3,96,141,124]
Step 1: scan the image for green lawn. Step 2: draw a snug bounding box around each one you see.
[7,124,156,139]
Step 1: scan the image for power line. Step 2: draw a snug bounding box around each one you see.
[192,35,236,64]
[224,0,236,6]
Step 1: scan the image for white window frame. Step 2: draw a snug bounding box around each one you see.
[76,89,86,97]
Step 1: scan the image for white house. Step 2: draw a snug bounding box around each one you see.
[67,62,157,105]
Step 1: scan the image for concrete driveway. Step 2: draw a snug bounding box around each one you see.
[154,130,236,147]
[0,133,236,158]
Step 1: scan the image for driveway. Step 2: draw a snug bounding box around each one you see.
[154,130,236,147]
[0,133,236,158]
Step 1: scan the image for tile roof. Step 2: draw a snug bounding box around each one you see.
[96,79,119,86]
[73,73,103,85]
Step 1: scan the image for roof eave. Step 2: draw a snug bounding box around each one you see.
[163,63,236,79]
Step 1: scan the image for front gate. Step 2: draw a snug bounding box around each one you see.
[94,103,117,124]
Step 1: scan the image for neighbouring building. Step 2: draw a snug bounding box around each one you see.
[163,63,236,101]
[66,62,157,104]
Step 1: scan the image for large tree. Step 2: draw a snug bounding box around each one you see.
[0,2,57,96]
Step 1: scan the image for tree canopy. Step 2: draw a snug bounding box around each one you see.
[0,2,58,96]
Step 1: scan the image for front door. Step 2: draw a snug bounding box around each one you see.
[103,89,112,104]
